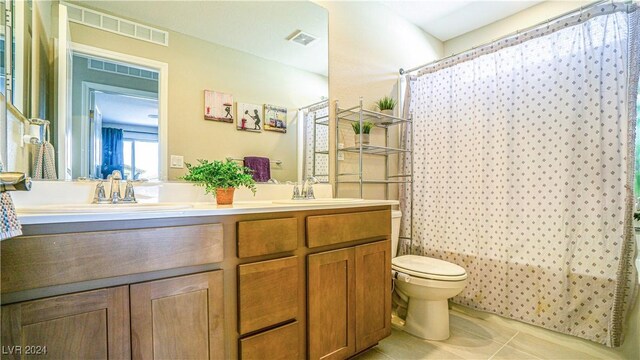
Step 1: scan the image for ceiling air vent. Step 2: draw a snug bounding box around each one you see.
[87,57,159,81]
[66,3,169,47]
[288,30,318,47]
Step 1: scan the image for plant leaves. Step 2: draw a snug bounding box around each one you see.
[181,159,257,197]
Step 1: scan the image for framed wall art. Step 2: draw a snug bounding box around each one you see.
[264,104,287,133]
[204,90,234,123]
[236,102,262,132]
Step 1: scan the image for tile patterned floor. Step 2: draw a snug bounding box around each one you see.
[354,310,603,360]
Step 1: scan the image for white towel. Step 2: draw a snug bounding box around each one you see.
[32,141,57,180]
[0,159,22,240]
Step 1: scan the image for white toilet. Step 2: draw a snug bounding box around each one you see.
[390,211,468,340]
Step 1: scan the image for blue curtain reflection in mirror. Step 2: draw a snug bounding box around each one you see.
[101,127,124,179]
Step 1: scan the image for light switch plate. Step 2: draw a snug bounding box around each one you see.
[170,155,184,168]
[337,152,345,161]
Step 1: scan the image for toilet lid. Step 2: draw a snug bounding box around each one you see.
[392,255,467,281]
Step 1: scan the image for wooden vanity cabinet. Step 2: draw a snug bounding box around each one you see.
[307,240,391,360]
[237,218,297,258]
[130,271,224,360]
[306,210,390,248]
[1,206,392,360]
[238,256,298,335]
[308,248,356,360]
[236,217,301,359]
[1,223,226,359]
[239,321,300,360]
[0,271,225,360]
[1,286,131,360]
[1,223,224,294]
[354,240,392,352]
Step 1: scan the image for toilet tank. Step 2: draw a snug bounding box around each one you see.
[391,210,402,258]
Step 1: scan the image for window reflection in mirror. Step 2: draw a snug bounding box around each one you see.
[72,54,159,180]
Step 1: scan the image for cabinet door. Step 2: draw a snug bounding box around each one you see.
[1,286,130,360]
[355,240,391,352]
[130,271,224,360]
[307,248,355,360]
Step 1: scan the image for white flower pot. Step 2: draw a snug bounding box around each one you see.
[355,134,370,146]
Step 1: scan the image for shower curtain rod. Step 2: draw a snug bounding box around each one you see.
[298,98,328,110]
[399,0,618,75]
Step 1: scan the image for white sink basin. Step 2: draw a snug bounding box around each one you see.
[271,198,365,205]
[17,203,194,214]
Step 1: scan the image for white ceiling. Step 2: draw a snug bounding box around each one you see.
[380,1,543,41]
[95,92,158,128]
[74,1,329,76]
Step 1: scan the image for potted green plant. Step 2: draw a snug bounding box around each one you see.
[351,121,374,146]
[375,96,397,116]
[182,159,256,205]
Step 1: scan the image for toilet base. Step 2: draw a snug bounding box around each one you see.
[404,298,450,340]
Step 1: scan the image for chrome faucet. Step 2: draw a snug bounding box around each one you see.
[92,181,108,203]
[302,176,318,200]
[92,170,137,204]
[123,179,137,203]
[291,177,318,200]
[109,170,123,203]
[291,182,302,200]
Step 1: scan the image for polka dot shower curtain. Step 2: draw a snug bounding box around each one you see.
[401,3,638,346]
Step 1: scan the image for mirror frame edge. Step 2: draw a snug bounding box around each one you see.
[2,0,12,168]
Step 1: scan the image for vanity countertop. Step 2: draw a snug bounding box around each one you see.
[16,199,399,225]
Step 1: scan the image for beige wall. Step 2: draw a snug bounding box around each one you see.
[444,1,590,55]
[70,19,327,181]
[318,0,443,199]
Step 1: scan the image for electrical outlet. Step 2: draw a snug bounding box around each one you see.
[170,155,184,169]
[337,152,345,161]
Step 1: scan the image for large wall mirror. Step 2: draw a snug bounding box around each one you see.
[3,0,329,183]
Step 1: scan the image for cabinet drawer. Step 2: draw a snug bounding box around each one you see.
[237,218,297,258]
[306,210,391,248]
[238,256,298,335]
[1,224,223,294]
[239,321,299,360]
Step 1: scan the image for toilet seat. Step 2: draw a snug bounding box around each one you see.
[392,255,467,281]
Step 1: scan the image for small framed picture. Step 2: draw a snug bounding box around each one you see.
[236,102,262,132]
[264,104,287,133]
[204,90,234,123]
